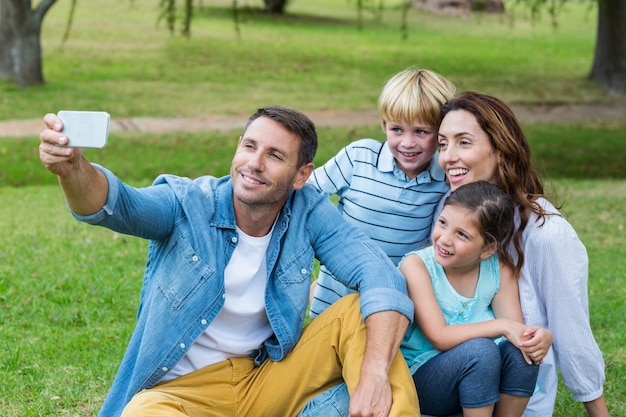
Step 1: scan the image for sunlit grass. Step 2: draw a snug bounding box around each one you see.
[1,119,624,415]
[0,0,609,121]
[0,0,623,415]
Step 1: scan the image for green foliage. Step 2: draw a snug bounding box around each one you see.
[158,0,194,36]
[511,0,582,21]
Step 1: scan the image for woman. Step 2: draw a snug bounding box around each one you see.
[436,91,610,417]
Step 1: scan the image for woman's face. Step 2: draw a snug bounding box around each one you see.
[437,109,499,191]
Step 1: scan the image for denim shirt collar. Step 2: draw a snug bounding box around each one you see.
[212,180,237,230]
[211,179,293,237]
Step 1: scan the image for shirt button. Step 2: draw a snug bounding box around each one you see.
[192,255,199,262]
[462,302,468,307]
[231,237,238,243]
[222,294,226,299]
[201,319,207,325]
[458,311,464,316]
[301,269,308,274]
[180,343,186,349]
[162,367,169,372]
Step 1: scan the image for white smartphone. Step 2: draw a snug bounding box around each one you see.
[57,110,110,148]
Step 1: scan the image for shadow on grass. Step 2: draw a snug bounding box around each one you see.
[194,4,379,28]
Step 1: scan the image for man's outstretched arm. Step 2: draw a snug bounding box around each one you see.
[39,113,109,215]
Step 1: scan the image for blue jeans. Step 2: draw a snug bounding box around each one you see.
[297,383,349,417]
[298,338,538,417]
[413,338,538,416]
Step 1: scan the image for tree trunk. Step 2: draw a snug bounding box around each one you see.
[0,0,55,86]
[263,0,288,14]
[589,0,626,95]
[0,0,17,80]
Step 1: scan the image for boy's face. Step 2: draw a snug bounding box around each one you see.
[384,118,438,179]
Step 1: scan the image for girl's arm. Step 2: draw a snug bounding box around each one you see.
[492,262,553,363]
[490,262,532,345]
[401,254,528,352]
[520,326,553,364]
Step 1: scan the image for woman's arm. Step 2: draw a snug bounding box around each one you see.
[522,210,606,406]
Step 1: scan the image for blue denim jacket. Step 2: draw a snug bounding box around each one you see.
[75,165,413,417]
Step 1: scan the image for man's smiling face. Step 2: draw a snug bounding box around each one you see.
[230,116,310,211]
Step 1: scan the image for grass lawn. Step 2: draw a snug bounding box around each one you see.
[1,121,625,415]
[0,0,624,415]
[0,0,615,121]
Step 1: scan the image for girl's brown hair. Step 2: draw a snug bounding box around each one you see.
[444,181,515,269]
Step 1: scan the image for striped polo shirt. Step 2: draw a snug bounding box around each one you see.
[309,138,449,318]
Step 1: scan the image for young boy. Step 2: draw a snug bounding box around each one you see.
[308,68,456,318]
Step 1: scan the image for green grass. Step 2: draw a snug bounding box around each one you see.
[1,121,625,416]
[0,0,624,415]
[2,120,625,188]
[0,0,613,121]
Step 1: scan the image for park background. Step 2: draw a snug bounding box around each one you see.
[0,0,624,415]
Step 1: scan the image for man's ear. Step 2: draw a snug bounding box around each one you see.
[293,162,314,190]
[480,241,498,260]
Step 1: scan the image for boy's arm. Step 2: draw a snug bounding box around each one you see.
[583,395,610,417]
[309,144,354,194]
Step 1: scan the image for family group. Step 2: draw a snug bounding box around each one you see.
[38,68,609,417]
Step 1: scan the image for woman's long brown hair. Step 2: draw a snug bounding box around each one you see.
[440,91,551,277]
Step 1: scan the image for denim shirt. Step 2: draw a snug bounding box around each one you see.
[75,165,413,417]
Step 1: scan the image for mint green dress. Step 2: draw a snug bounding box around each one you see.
[400,246,501,374]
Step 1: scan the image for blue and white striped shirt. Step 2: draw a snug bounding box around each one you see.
[309,138,449,318]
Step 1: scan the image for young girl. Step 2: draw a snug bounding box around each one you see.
[400,181,548,417]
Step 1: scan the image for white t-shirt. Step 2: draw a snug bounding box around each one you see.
[163,225,274,381]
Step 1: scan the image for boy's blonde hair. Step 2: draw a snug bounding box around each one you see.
[378,68,455,129]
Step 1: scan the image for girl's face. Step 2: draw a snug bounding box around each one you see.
[437,109,499,191]
[432,204,496,272]
[384,118,438,180]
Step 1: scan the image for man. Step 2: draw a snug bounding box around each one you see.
[39,106,418,417]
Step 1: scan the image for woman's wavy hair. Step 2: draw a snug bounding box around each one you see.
[440,91,551,277]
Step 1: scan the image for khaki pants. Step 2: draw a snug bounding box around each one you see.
[122,293,420,417]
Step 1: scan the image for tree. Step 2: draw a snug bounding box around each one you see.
[0,0,59,86]
[263,0,288,14]
[589,0,626,94]
[517,0,625,94]
[159,0,289,37]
